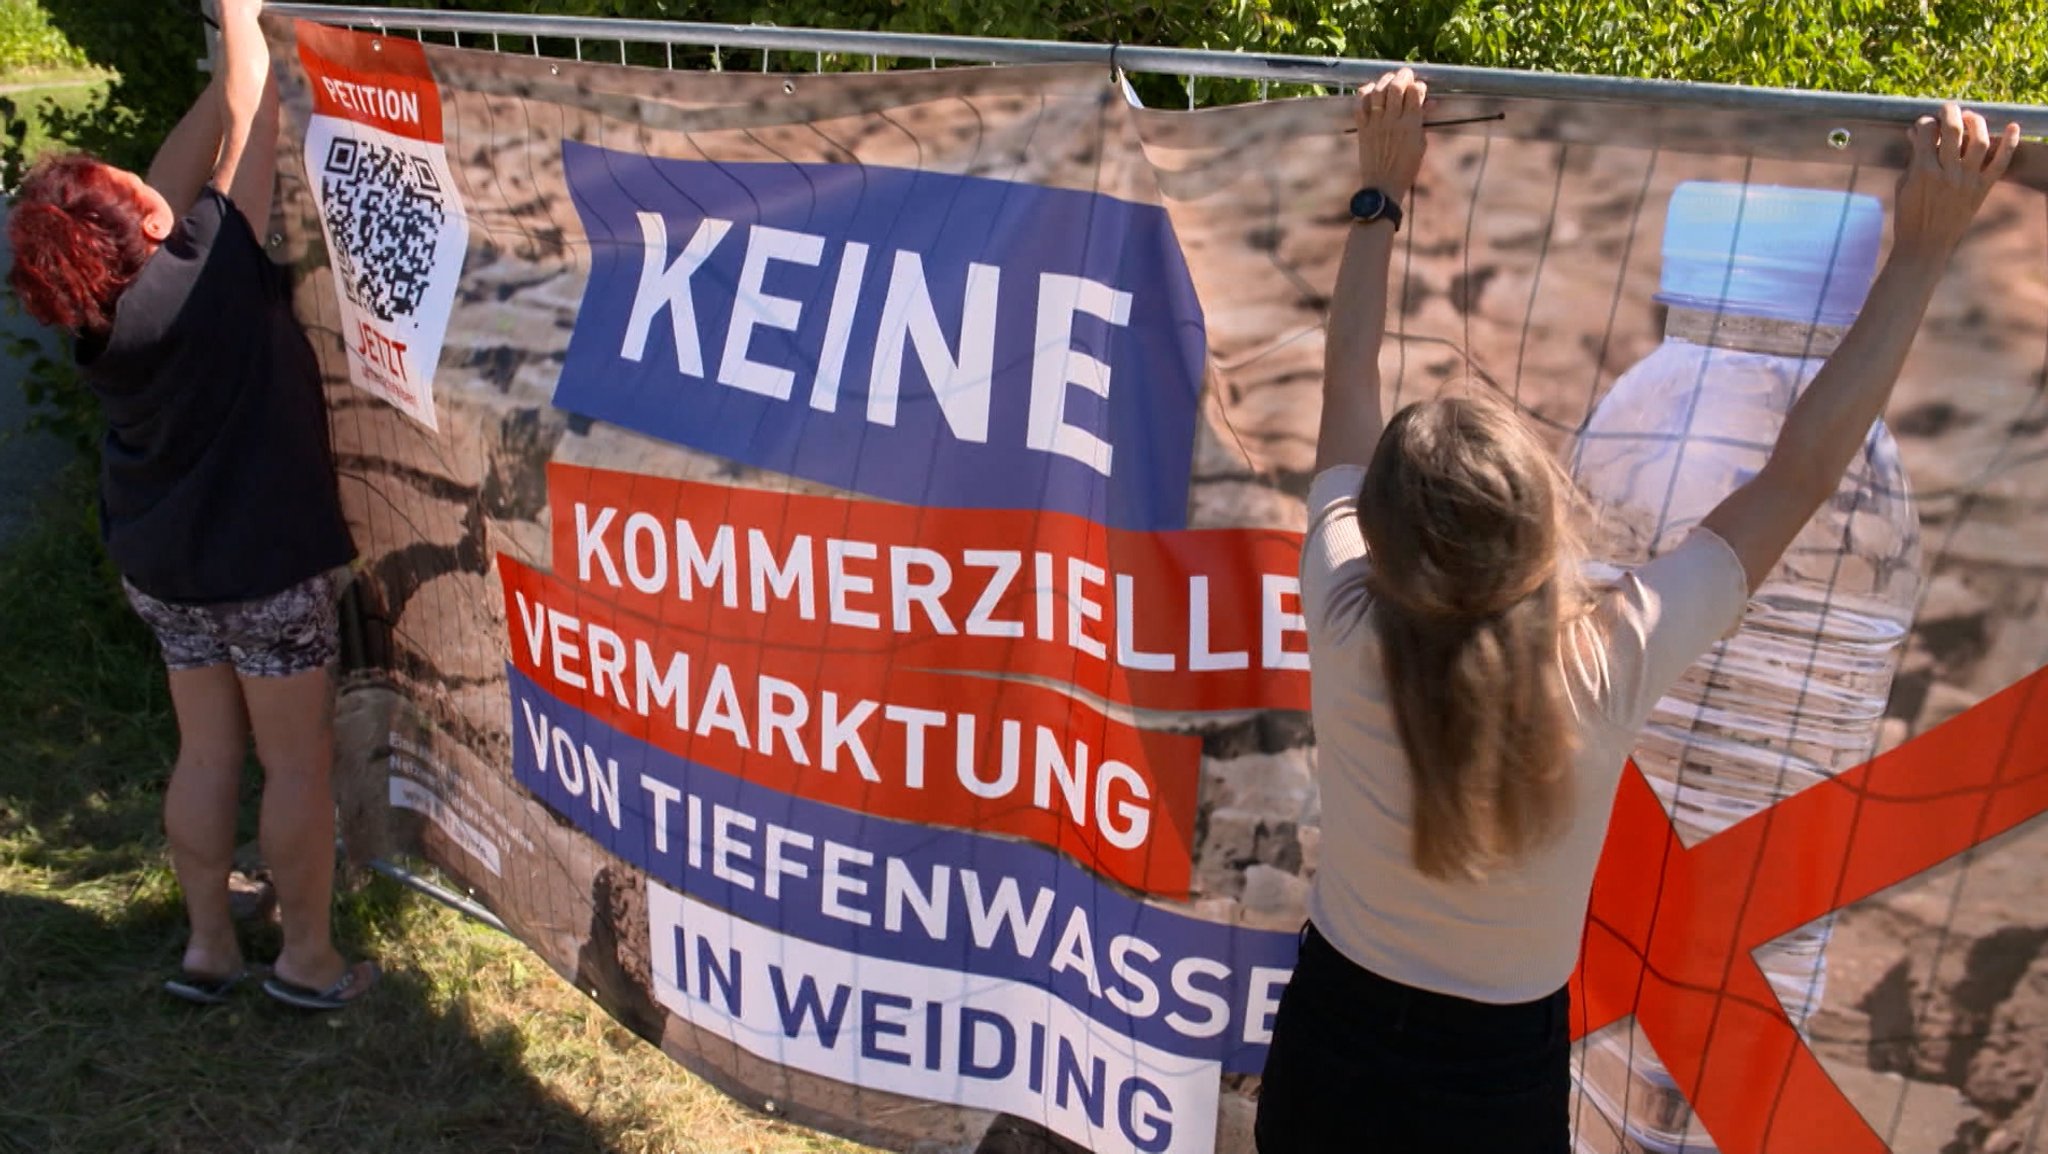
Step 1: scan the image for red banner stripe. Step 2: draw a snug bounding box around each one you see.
[500,553,1202,896]
[294,19,444,143]
[544,461,1313,716]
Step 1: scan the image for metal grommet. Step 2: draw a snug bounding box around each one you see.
[1827,127,1852,150]
[550,64,560,76]
[783,80,796,95]
[370,39,382,52]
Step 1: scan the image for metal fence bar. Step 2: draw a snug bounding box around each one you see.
[367,857,512,935]
[268,3,2048,128]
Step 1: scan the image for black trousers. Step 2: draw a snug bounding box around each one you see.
[1254,923,1571,1153]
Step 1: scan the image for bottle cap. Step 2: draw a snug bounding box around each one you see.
[1654,182,1885,326]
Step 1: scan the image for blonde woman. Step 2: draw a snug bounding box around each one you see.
[1254,69,2016,1151]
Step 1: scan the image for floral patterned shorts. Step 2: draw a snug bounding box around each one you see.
[122,570,341,678]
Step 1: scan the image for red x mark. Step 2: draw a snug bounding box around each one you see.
[1570,664,2048,1153]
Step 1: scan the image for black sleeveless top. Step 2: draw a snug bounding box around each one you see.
[76,187,354,603]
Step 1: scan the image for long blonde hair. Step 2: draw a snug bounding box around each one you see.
[1357,393,1586,882]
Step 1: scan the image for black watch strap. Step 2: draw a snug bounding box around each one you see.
[1349,188,1403,232]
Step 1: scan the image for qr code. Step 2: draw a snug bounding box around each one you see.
[321,135,445,322]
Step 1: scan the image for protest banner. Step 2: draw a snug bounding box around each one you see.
[266,13,2048,1151]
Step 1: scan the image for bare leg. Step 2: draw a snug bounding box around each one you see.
[164,664,250,978]
[241,664,348,991]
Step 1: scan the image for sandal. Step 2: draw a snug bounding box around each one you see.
[164,966,253,1006]
[262,959,381,1011]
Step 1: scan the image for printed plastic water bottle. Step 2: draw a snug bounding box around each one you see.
[1567,183,1922,1153]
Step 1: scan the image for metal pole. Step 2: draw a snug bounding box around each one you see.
[265,3,2048,129]
[197,0,220,72]
[367,857,511,935]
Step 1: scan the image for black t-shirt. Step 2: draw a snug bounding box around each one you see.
[77,187,355,603]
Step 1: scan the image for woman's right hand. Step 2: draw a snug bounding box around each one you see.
[1702,102,2021,596]
[1355,67,1427,194]
[1893,103,2020,262]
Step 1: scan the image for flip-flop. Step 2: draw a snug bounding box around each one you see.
[262,960,380,1011]
[164,966,252,1006]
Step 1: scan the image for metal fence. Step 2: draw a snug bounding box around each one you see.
[269,3,2048,129]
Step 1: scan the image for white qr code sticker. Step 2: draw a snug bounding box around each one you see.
[297,24,468,431]
[321,135,447,323]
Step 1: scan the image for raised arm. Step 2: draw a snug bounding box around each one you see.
[210,0,281,231]
[1316,69,1427,474]
[145,74,226,217]
[1701,104,2019,591]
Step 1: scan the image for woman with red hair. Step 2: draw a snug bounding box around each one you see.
[8,0,373,1010]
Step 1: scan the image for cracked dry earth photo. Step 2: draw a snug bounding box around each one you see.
[269,20,2048,1153]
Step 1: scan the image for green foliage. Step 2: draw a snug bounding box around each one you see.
[0,74,91,455]
[2,3,201,455]
[345,0,2048,104]
[0,84,93,455]
[0,0,87,76]
[1433,0,2048,104]
[3,312,92,455]
[26,0,204,173]
[2,79,105,168]
[343,0,1472,106]
[0,1,199,188]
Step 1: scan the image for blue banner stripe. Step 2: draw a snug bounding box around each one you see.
[553,143,1207,531]
[508,665,1296,1071]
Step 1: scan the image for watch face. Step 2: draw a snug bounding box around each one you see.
[1350,189,1387,220]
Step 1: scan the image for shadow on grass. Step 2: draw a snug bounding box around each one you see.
[0,886,635,1154]
[0,468,628,1153]
[0,464,180,880]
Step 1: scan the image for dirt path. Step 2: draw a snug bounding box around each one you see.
[0,75,105,96]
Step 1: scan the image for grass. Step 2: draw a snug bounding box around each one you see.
[2,74,109,166]
[0,461,883,1154]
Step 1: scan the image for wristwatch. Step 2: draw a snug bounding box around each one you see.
[1349,188,1402,232]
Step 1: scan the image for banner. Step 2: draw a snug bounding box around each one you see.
[267,15,2048,1154]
